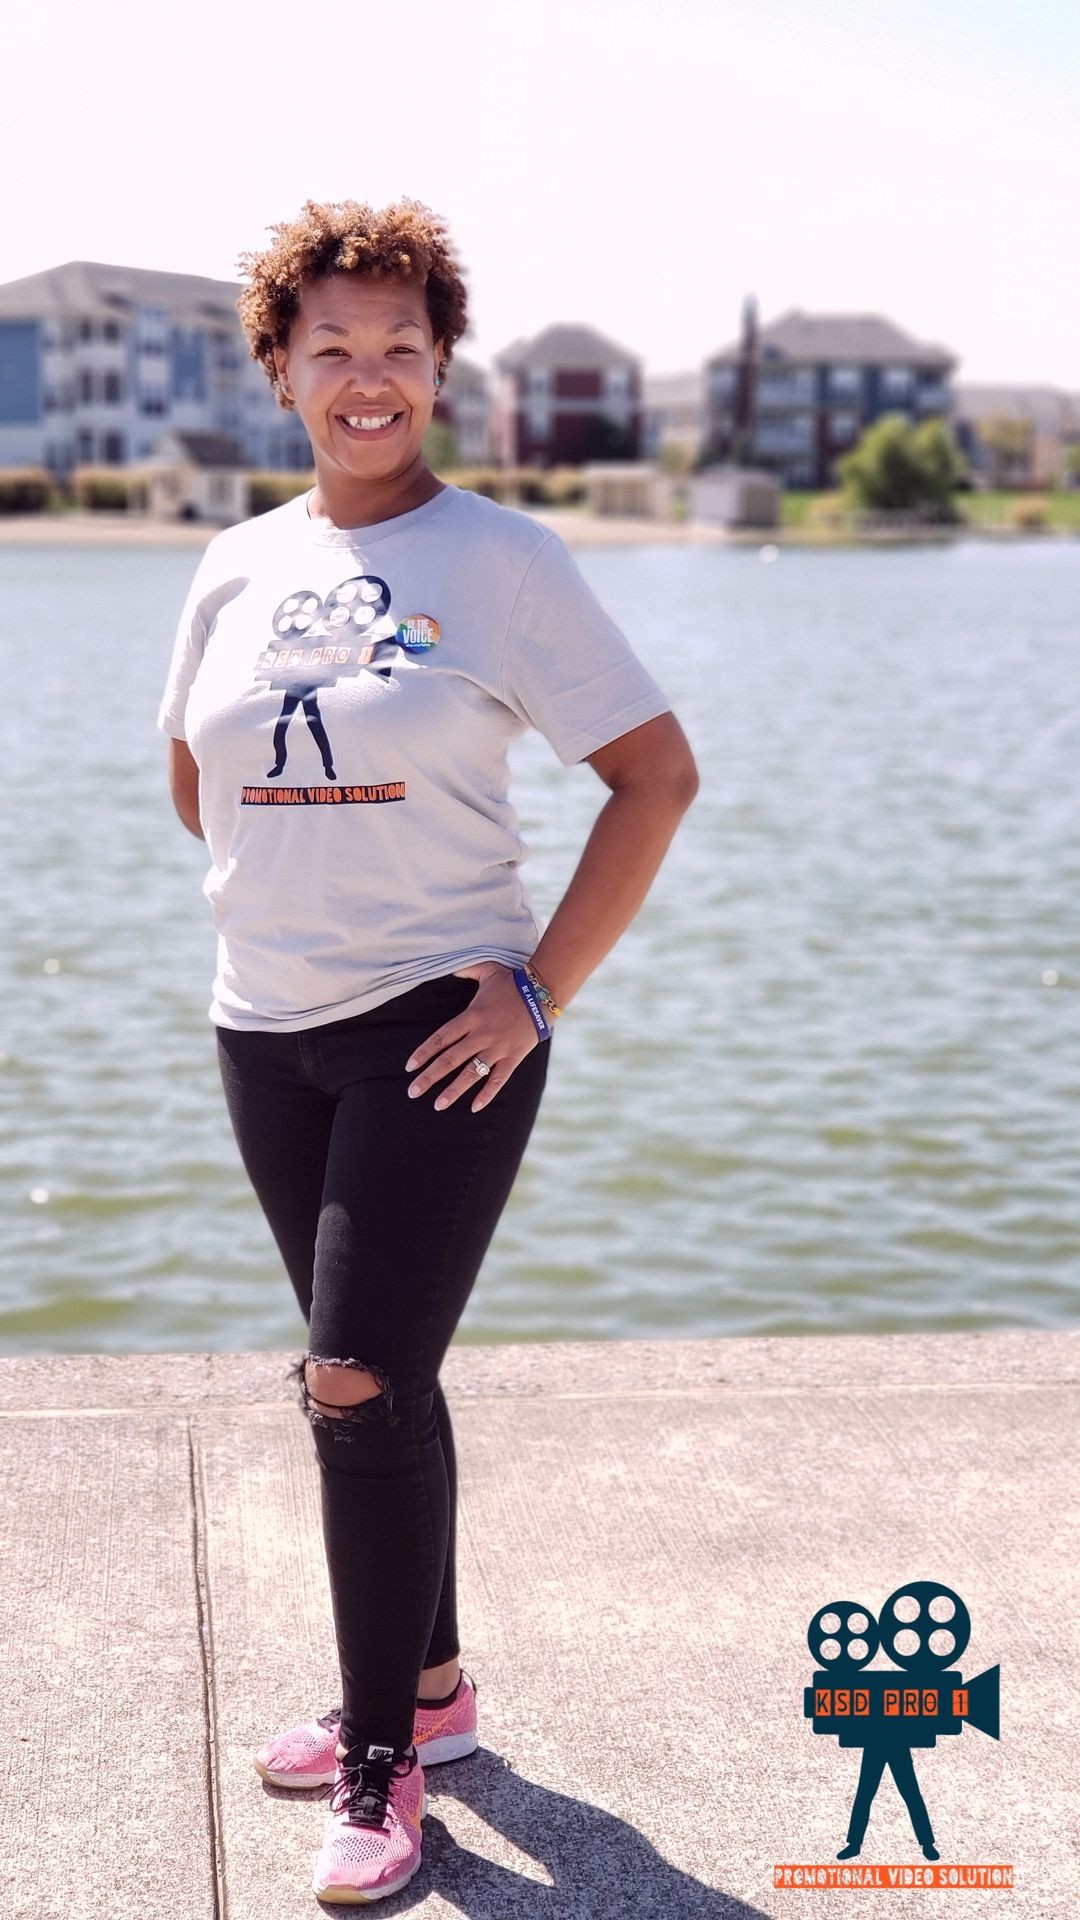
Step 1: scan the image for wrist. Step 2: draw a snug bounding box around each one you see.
[523,959,564,1020]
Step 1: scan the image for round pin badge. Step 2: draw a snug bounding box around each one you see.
[396,614,441,653]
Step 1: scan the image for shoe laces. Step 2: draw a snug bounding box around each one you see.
[316,1706,343,1732]
[327,1747,417,1830]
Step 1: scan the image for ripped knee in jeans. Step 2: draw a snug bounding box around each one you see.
[286,1352,402,1437]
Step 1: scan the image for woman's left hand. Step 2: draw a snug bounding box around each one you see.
[404,961,543,1113]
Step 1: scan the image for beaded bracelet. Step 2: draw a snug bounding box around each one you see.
[523,963,563,1019]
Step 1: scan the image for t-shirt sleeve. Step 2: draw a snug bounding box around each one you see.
[155,537,224,740]
[499,531,673,767]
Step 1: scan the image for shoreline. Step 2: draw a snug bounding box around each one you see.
[0,505,1074,550]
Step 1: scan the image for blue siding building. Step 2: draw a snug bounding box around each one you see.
[0,260,313,478]
[705,300,958,489]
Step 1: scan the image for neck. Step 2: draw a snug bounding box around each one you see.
[308,455,446,530]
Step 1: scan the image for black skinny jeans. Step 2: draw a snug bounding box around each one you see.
[215,971,551,1765]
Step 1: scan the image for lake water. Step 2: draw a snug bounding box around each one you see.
[1,534,1078,1355]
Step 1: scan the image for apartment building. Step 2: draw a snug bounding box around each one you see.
[705,299,956,488]
[493,324,641,467]
[433,351,493,463]
[951,384,1080,489]
[0,259,312,478]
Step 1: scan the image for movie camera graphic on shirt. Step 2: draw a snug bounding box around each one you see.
[251,574,440,786]
[805,1579,999,1752]
[254,575,440,693]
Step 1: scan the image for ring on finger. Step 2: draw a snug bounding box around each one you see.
[471,1055,491,1078]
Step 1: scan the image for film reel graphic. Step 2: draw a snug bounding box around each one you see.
[808,1602,881,1672]
[808,1581,971,1673]
[878,1581,970,1670]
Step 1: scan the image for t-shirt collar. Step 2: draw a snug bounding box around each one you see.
[300,483,457,547]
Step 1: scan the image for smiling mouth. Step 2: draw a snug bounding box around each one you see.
[337,411,405,438]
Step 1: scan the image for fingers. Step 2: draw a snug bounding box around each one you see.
[407,1032,536,1112]
[407,1033,498,1104]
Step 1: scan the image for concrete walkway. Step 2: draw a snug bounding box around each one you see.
[0,1330,1075,1917]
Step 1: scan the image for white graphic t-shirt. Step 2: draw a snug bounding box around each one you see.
[156,481,673,1032]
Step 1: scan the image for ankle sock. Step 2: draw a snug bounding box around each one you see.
[417,1674,461,1710]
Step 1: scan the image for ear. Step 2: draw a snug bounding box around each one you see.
[272,346,290,402]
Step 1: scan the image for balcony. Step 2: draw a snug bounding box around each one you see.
[756,374,816,411]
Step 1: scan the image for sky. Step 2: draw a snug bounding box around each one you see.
[3,0,1077,387]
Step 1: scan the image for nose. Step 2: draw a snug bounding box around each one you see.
[342,356,403,403]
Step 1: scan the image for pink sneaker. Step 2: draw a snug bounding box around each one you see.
[254,1669,478,1789]
[312,1744,427,1904]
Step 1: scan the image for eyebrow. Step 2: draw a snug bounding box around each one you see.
[308,318,425,338]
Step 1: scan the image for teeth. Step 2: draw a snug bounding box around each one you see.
[344,413,398,430]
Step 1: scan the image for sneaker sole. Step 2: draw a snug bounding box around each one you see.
[311,1795,428,1904]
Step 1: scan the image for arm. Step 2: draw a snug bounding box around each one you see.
[167,738,205,841]
[526,709,699,1011]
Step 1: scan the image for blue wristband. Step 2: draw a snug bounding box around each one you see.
[512,966,552,1041]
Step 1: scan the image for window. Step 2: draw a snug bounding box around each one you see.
[830,411,858,440]
[78,318,94,342]
[828,365,861,396]
[882,365,913,394]
[526,367,550,397]
[103,321,121,343]
[527,405,549,439]
[77,430,93,460]
[103,371,124,404]
[103,432,126,463]
[78,369,94,403]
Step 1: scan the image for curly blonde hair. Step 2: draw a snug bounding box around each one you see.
[235,197,469,411]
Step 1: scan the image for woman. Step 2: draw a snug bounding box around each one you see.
[158,196,699,1905]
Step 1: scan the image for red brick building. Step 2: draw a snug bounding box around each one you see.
[493,324,642,468]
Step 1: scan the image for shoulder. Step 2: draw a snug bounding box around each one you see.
[438,484,556,573]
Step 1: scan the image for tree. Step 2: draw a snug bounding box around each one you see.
[836,412,967,516]
[977,414,1033,489]
[422,420,460,471]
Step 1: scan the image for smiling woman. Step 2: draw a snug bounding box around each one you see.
[235,195,467,530]
[161,193,697,1903]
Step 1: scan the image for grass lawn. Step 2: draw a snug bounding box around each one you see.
[780,489,1080,533]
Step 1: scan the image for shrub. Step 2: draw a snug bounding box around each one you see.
[248,471,315,515]
[1010,495,1048,531]
[0,467,54,513]
[72,466,153,511]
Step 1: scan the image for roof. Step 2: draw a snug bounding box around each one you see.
[951,383,1080,433]
[441,351,489,393]
[707,309,956,371]
[0,259,243,327]
[155,431,246,468]
[494,323,640,373]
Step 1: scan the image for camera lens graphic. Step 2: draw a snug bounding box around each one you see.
[272,590,323,638]
[878,1582,971,1670]
[323,576,392,634]
[807,1602,881,1670]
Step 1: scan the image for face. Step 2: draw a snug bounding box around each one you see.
[272,272,443,473]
